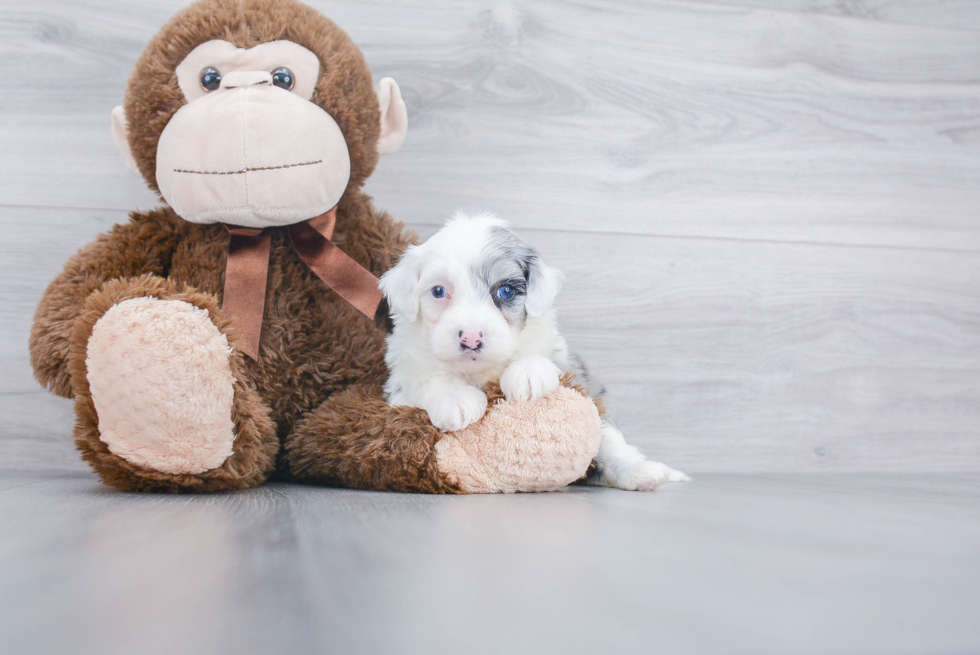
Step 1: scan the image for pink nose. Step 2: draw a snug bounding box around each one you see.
[459,330,483,350]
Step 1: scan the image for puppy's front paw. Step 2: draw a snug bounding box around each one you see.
[501,356,561,402]
[427,386,488,432]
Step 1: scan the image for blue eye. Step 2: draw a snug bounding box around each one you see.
[431,286,446,299]
[496,285,515,300]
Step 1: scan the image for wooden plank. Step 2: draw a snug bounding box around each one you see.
[533,228,980,473]
[680,0,980,31]
[0,206,134,473]
[1,0,979,250]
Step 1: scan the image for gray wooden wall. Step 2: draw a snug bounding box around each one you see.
[2,0,978,474]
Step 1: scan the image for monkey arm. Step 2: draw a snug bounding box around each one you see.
[283,377,602,494]
[284,385,458,492]
[29,210,183,398]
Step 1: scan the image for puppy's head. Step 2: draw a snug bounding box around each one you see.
[380,212,563,373]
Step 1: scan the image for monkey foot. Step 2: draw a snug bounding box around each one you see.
[86,297,236,475]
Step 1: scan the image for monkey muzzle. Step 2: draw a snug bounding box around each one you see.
[156,83,351,229]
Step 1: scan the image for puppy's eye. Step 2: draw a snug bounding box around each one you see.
[496,285,515,300]
[431,286,446,299]
[200,67,222,92]
[271,67,295,91]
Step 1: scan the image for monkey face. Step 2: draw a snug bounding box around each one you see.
[112,14,408,229]
[154,40,349,228]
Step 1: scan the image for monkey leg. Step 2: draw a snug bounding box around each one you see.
[282,385,457,493]
[282,378,603,494]
[69,275,279,492]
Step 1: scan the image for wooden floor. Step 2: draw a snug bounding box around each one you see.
[1,0,979,652]
[2,471,979,655]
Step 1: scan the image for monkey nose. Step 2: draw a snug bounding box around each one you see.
[220,71,273,89]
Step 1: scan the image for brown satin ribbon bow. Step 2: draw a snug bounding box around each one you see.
[223,206,382,359]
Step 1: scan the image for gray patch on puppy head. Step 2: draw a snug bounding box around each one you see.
[478,227,536,282]
[474,226,536,326]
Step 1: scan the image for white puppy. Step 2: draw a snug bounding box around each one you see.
[379,212,689,490]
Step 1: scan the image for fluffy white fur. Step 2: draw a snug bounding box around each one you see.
[380,212,689,491]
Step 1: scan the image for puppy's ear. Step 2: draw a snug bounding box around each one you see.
[379,246,421,321]
[525,256,564,317]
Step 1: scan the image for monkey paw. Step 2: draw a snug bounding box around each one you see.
[86,297,236,474]
[434,384,602,493]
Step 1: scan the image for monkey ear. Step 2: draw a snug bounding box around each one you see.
[111,106,141,176]
[525,256,565,317]
[378,246,422,321]
[375,77,408,155]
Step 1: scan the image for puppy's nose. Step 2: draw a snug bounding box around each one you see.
[459,330,483,351]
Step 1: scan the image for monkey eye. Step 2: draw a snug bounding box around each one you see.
[271,67,295,91]
[199,67,222,92]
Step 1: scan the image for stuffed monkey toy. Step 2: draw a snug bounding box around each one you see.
[29,0,602,493]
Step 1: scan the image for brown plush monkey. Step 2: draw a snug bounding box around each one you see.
[29,0,602,493]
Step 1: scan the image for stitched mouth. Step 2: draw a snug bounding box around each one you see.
[173,159,323,175]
